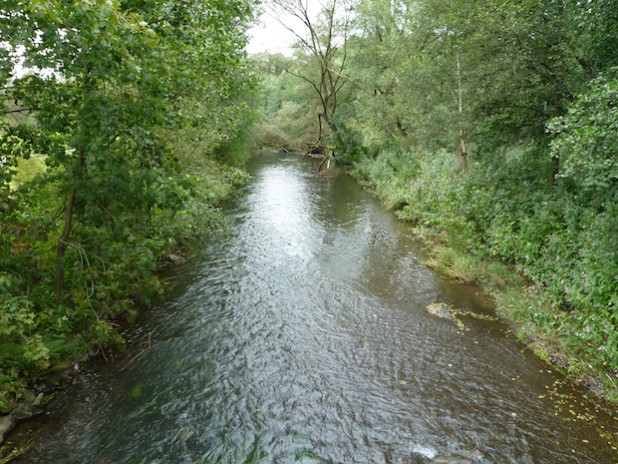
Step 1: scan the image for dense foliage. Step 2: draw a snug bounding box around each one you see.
[252,52,318,150]
[256,0,618,401]
[1,0,255,407]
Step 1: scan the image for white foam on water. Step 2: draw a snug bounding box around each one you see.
[411,444,438,460]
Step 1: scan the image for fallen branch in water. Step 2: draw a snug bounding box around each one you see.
[119,333,157,371]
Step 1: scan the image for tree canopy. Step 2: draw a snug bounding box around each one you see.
[1,0,256,406]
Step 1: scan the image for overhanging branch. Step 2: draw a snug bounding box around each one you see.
[3,107,40,114]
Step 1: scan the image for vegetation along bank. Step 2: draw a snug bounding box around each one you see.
[252,0,618,405]
[0,0,259,439]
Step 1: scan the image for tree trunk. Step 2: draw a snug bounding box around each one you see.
[459,137,469,170]
[550,155,559,187]
[456,51,468,170]
[55,150,85,304]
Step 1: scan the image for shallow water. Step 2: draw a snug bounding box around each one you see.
[13,152,618,463]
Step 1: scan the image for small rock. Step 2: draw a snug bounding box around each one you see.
[0,415,17,445]
[22,389,35,404]
[167,253,184,263]
[12,403,35,420]
[33,392,44,407]
[426,303,458,322]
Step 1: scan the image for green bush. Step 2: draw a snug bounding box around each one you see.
[548,67,618,203]
[0,151,249,405]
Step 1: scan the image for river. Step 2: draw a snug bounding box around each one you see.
[12,152,618,463]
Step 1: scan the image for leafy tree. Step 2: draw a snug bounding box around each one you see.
[252,53,318,150]
[548,67,618,203]
[2,0,253,301]
[265,0,353,148]
[0,0,256,402]
[279,0,618,399]
[570,0,618,73]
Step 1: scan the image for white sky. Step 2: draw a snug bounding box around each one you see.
[246,10,298,56]
[6,4,317,69]
[246,1,325,56]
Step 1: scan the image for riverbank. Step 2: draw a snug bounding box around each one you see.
[351,148,618,410]
[6,152,617,463]
[420,240,617,406]
[0,158,250,459]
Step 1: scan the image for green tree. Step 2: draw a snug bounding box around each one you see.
[266,0,353,149]
[2,0,253,302]
[0,0,256,401]
[548,68,618,203]
[252,53,327,151]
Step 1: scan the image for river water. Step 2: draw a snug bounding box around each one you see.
[13,152,618,463]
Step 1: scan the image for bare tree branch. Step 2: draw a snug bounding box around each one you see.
[265,0,352,147]
[3,107,40,114]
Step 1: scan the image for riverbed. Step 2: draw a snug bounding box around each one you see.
[12,151,618,463]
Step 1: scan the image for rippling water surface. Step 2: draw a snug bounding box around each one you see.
[14,152,618,463]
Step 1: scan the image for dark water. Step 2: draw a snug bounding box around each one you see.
[13,152,618,463]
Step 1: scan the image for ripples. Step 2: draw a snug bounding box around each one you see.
[15,153,618,464]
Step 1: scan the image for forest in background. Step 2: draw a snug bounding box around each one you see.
[253,0,617,403]
[1,0,257,409]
